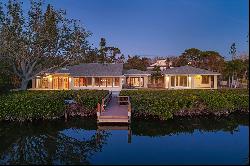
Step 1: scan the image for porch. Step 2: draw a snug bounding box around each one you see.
[33,74,70,90]
[147,76,165,88]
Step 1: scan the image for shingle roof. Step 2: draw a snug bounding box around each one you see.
[123,69,151,75]
[163,66,220,75]
[52,64,220,77]
[54,63,124,76]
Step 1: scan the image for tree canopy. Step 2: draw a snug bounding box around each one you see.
[123,55,150,71]
[0,0,91,90]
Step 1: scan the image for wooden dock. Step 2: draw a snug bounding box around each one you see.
[97,93,131,124]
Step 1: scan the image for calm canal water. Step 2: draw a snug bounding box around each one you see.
[0,114,249,165]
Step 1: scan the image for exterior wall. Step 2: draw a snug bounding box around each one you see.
[125,75,149,88]
[163,74,218,89]
[193,75,212,89]
[33,75,124,91]
[70,76,124,91]
[214,75,218,89]
[164,75,169,89]
[32,75,53,89]
[47,75,53,89]
[165,75,191,89]
[143,76,148,88]
[32,74,219,90]
[32,79,36,89]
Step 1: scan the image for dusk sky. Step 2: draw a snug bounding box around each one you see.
[7,0,250,59]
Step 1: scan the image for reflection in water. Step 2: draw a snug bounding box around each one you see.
[0,114,249,165]
[0,119,110,165]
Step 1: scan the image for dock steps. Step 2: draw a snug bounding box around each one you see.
[98,116,128,119]
[98,117,129,123]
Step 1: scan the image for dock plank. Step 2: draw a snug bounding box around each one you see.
[97,94,130,123]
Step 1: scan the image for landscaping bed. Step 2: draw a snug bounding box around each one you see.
[120,89,249,120]
[0,90,109,122]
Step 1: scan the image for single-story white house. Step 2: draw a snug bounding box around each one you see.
[32,63,220,91]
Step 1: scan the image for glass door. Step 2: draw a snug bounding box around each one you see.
[63,77,69,89]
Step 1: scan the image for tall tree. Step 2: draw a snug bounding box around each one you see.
[228,43,237,87]
[229,43,237,60]
[97,37,123,63]
[176,48,202,67]
[199,51,225,72]
[0,0,91,90]
[98,37,107,63]
[123,55,150,71]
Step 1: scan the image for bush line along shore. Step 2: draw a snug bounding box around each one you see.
[120,89,249,120]
[0,89,249,122]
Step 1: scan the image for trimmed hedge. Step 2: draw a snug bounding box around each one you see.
[0,90,108,122]
[120,89,249,120]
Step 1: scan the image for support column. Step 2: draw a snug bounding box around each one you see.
[191,75,194,89]
[140,76,142,87]
[209,75,211,89]
[188,75,192,89]
[165,75,169,89]
[92,77,94,87]
[214,75,218,89]
[69,77,74,89]
[144,76,148,88]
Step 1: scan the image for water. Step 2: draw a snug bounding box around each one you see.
[0,114,249,165]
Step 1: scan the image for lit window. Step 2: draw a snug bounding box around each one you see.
[100,78,106,87]
[176,76,187,87]
[107,78,112,87]
[79,77,86,86]
[94,78,100,86]
[114,78,120,87]
[171,76,175,87]
[201,75,209,84]
[179,76,187,86]
[74,78,79,87]
[87,77,92,86]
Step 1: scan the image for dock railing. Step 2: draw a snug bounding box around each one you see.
[97,92,112,117]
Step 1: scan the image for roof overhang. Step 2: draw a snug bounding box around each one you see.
[164,73,221,75]
[71,75,125,77]
[123,74,151,76]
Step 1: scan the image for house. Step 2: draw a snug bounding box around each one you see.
[33,63,124,91]
[32,63,220,91]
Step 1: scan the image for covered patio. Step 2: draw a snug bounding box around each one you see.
[123,69,150,89]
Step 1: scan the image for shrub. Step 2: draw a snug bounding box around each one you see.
[0,90,109,122]
[120,89,249,120]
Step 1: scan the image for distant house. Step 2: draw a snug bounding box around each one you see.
[32,63,220,91]
[147,59,173,71]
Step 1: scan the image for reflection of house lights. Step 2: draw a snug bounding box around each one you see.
[49,77,52,82]
[69,77,71,82]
